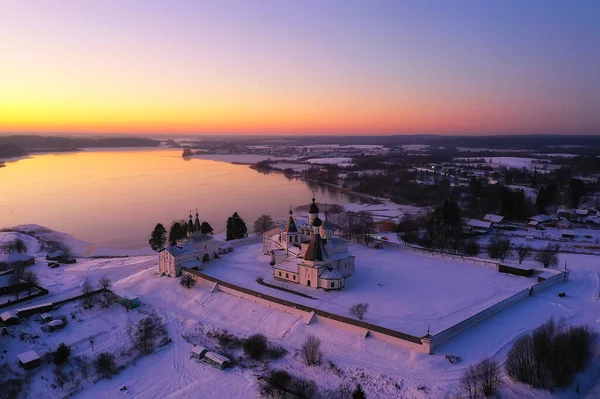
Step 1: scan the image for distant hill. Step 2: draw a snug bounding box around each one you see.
[0,143,28,158]
[0,135,160,158]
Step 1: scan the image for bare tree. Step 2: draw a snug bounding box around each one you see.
[477,358,502,397]
[74,355,90,381]
[253,214,276,235]
[97,276,114,308]
[460,364,479,399]
[81,277,95,309]
[13,238,28,253]
[301,335,322,366]
[21,271,39,296]
[9,265,24,300]
[516,244,532,264]
[487,236,511,261]
[535,244,560,268]
[98,275,111,291]
[350,303,369,320]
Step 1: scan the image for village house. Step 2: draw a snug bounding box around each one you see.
[464,219,492,235]
[262,198,355,290]
[484,214,504,225]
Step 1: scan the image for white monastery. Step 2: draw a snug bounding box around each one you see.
[158,211,220,277]
[262,198,355,290]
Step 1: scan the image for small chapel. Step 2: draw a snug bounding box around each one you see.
[262,198,355,290]
[158,210,220,277]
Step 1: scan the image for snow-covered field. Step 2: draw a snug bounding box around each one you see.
[305,157,354,166]
[2,227,600,398]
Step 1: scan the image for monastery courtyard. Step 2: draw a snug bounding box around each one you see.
[199,243,536,337]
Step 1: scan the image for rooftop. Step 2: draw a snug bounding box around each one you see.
[163,244,197,257]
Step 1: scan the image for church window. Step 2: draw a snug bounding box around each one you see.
[293,275,296,280]
[331,282,335,288]
[286,273,289,278]
[278,271,282,277]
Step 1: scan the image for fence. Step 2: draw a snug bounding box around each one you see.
[0,284,49,310]
[376,239,500,268]
[429,270,568,351]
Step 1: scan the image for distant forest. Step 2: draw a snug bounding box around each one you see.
[288,134,600,150]
[0,135,160,158]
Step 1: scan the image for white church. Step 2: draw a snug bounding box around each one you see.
[158,211,220,277]
[262,198,355,290]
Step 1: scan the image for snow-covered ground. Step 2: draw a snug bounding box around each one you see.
[2,226,600,398]
[200,243,534,336]
[305,157,354,166]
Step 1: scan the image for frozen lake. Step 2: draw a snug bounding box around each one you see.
[0,148,365,248]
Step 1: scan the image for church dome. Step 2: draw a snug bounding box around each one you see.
[309,197,319,214]
[312,216,322,227]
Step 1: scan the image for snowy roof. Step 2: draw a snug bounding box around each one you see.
[189,234,214,243]
[40,313,53,320]
[18,350,40,364]
[204,351,230,364]
[575,209,589,215]
[191,345,208,356]
[319,268,344,280]
[466,219,492,229]
[327,237,346,247]
[47,250,64,258]
[16,303,53,313]
[48,319,63,327]
[111,286,139,300]
[529,214,553,223]
[274,262,299,273]
[484,214,504,223]
[1,311,18,321]
[180,259,202,269]
[162,244,197,257]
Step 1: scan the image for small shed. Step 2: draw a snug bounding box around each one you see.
[484,214,504,224]
[18,350,41,370]
[202,351,230,370]
[190,345,208,360]
[112,287,140,309]
[499,264,534,277]
[40,312,53,322]
[1,311,19,326]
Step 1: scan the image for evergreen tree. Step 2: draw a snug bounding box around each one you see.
[226,212,248,241]
[569,178,585,208]
[352,384,366,399]
[149,223,167,252]
[168,220,187,244]
[428,200,462,251]
[54,343,71,365]
[200,221,214,235]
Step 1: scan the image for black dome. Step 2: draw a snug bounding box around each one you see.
[312,216,322,227]
[309,197,319,214]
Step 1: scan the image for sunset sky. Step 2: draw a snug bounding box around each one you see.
[1,1,599,136]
